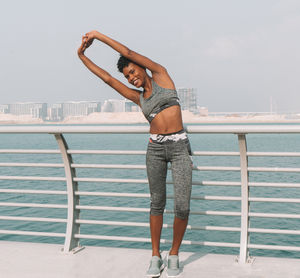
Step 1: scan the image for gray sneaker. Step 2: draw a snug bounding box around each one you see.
[166,255,180,278]
[146,256,164,277]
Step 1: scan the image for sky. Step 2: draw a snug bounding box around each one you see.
[0,0,299,112]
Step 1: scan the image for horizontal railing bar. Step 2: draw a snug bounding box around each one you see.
[0,126,150,134]
[0,216,67,223]
[177,196,241,201]
[195,166,240,171]
[74,191,241,201]
[247,152,300,157]
[180,240,240,248]
[180,210,241,216]
[0,229,65,237]
[249,212,300,219]
[248,228,300,235]
[75,205,241,216]
[73,177,205,186]
[76,219,241,232]
[74,234,240,247]
[201,181,241,186]
[0,149,60,154]
[249,182,300,188]
[71,164,146,169]
[76,219,150,227]
[76,205,149,212]
[72,164,241,172]
[0,177,279,188]
[73,177,148,183]
[186,125,300,134]
[1,154,298,167]
[249,197,300,203]
[192,151,239,156]
[68,150,300,157]
[203,226,241,232]
[68,150,146,155]
[0,163,64,168]
[248,244,300,252]
[248,167,300,172]
[75,234,151,242]
[0,176,237,187]
[0,176,66,181]
[2,124,300,134]
[181,240,240,248]
[0,202,67,209]
[75,191,149,198]
[0,189,67,195]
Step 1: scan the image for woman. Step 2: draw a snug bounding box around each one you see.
[78,30,192,278]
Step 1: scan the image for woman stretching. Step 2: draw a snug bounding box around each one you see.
[78,30,193,278]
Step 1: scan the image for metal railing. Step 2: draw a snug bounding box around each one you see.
[0,125,300,263]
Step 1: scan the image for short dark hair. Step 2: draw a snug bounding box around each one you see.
[117,55,131,73]
[117,55,145,73]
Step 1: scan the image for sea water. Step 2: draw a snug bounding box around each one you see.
[1,123,300,259]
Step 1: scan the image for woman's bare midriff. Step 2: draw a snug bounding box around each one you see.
[149,105,183,134]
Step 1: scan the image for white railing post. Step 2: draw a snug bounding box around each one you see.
[55,134,83,253]
[238,134,251,263]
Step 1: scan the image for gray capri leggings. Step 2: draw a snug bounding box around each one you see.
[146,136,193,220]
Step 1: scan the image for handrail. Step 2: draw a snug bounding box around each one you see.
[0,124,299,133]
[1,125,300,263]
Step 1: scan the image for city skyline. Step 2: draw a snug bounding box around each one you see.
[1,1,299,113]
[0,87,199,121]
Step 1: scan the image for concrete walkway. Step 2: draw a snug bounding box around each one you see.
[1,241,300,278]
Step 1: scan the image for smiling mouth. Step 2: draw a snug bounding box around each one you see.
[133,79,139,86]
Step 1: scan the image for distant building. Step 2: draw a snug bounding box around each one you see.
[177,88,197,112]
[0,104,9,114]
[8,102,47,119]
[102,99,140,113]
[46,101,102,121]
[102,99,125,112]
[125,100,140,112]
[48,103,63,121]
[61,101,101,119]
[1,98,141,122]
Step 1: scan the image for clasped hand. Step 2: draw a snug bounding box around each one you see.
[77,30,98,56]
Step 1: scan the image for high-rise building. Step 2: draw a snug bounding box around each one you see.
[102,99,125,112]
[48,103,63,121]
[125,99,140,112]
[8,102,47,119]
[101,99,139,113]
[61,101,101,119]
[177,88,197,112]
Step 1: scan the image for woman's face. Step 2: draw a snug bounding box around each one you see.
[122,62,146,88]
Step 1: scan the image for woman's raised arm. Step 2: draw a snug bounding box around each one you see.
[77,36,140,105]
[85,31,167,75]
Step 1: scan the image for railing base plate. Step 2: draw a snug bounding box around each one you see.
[61,245,85,254]
[235,256,255,265]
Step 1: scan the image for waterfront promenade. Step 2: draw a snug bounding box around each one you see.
[2,125,300,277]
[1,241,300,278]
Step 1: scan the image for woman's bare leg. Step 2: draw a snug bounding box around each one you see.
[150,215,163,257]
[169,216,188,255]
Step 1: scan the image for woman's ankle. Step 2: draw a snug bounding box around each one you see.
[169,248,179,256]
[152,250,161,257]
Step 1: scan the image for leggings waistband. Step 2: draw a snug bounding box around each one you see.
[150,129,187,144]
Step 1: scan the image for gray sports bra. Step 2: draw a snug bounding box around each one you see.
[139,79,180,123]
